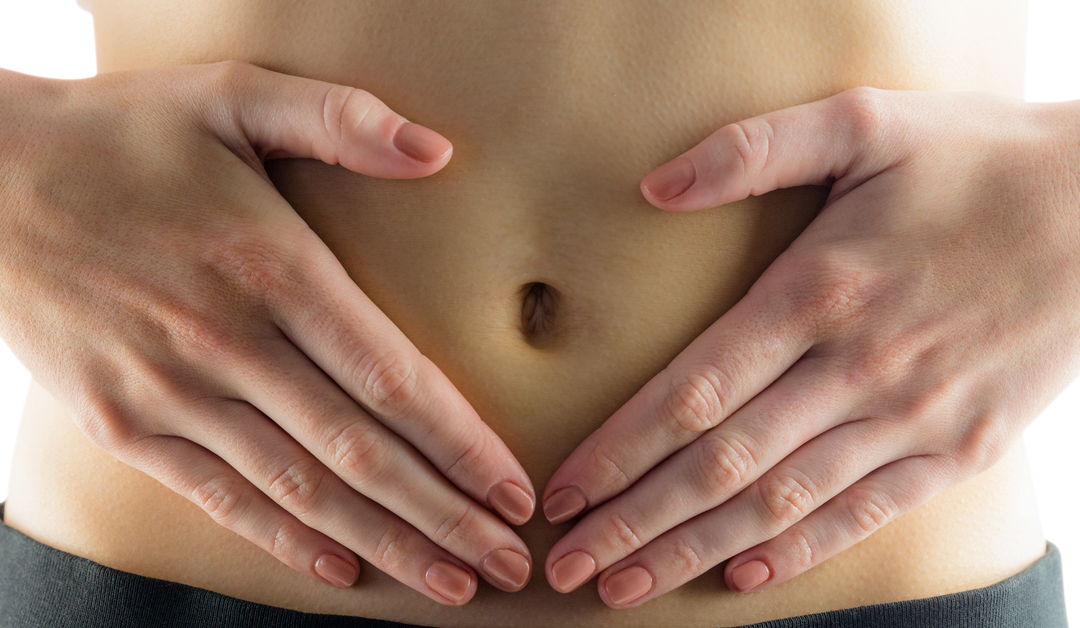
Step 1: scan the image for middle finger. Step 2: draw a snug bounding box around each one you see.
[222,337,533,589]
[545,358,854,592]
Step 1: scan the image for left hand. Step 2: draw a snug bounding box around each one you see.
[539,87,1080,607]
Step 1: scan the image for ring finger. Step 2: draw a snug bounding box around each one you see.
[593,416,905,608]
[186,339,535,592]
[544,358,854,592]
[134,414,479,605]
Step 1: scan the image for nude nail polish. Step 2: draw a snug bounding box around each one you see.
[314,553,358,588]
[604,566,653,606]
[488,481,535,525]
[550,551,596,592]
[641,156,696,201]
[482,548,532,590]
[543,486,587,524]
[730,560,771,592]
[425,561,473,603]
[393,122,452,163]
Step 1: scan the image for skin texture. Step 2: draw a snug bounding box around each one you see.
[0,62,535,605]
[543,89,1080,607]
[1,1,1057,627]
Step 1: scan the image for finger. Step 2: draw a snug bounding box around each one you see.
[262,233,535,527]
[593,418,905,609]
[190,359,533,593]
[542,274,813,525]
[202,60,452,178]
[122,434,363,590]
[723,455,953,594]
[640,87,908,211]
[544,359,854,592]
[128,425,479,600]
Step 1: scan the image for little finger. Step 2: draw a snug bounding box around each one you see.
[594,418,904,608]
[545,359,854,591]
[723,454,954,593]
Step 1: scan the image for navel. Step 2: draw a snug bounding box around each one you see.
[520,281,559,347]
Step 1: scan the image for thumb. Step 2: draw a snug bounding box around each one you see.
[640,87,904,211]
[204,60,452,179]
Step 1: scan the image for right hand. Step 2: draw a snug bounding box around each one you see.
[0,60,534,605]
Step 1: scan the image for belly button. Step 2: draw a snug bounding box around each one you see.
[520,281,558,346]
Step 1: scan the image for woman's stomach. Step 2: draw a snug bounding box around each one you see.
[3,1,1047,627]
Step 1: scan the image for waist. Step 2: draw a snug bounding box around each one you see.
[4,382,1047,627]
[6,0,1046,625]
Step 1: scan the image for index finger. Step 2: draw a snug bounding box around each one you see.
[541,268,813,524]
[540,88,905,524]
[266,235,535,526]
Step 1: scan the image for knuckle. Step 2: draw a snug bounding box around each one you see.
[697,431,759,499]
[321,85,360,147]
[444,431,488,479]
[206,59,255,84]
[355,351,421,420]
[844,338,918,393]
[146,296,255,367]
[669,537,708,576]
[838,86,886,148]
[202,60,260,108]
[325,421,389,488]
[372,525,412,574]
[786,527,819,570]
[204,235,302,303]
[268,460,329,517]
[844,486,899,535]
[268,520,304,562]
[791,249,863,336]
[953,409,1012,474]
[432,504,480,548]
[664,369,729,436]
[589,442,633,494]
[604,512,647,553]
[756,471,818,532]
[73,403,139,451]
[192,474,247,526]
[720,118,775,195]
[323,85,384,145]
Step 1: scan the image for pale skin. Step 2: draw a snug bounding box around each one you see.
[2,61,1079,611]
[542,88,1080,606]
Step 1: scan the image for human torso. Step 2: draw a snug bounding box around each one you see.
[4,2,1046,626]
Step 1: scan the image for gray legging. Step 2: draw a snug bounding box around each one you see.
[0,503,1067,628]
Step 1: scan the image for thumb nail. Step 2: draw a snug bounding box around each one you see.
[393,122,452,163]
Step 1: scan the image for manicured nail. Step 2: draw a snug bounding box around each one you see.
[393,122,452,163]
[730,560,771,592]
[550,551,596,592]
[604,566,653,606]
[482,548,532,590]
[314,553,358,588]
[543,486,587,524]
[425,561,473,604]
[488,481,535,525]
[641,156,696,201]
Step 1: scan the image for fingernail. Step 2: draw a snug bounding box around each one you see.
[425,561,473,604]
[543,486,587,524]
[314,553,358,588]
[551,551,596,592]
[641,156,696,201]
[730,560,771,592]
[488,481,535,525]
[604,566,653,606]
[393,122,452,163]
[482,548,532,590]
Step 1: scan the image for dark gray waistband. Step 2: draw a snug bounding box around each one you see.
[0,502,1068,627]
